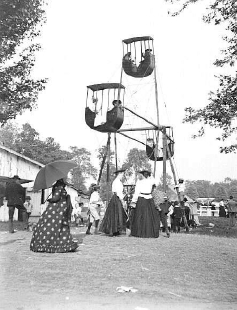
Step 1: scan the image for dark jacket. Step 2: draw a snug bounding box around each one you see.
[5,182,25,207]
[159,201,170,214]
[227,199,237,213]
[173,206,182,218]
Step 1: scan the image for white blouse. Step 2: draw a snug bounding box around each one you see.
[89,191,102,206]
[112,177,124,201]
[132,176,156,202]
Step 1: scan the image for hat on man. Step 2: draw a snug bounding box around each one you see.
[139,170,151,176]
[114,169,126,175]
[25,196,31,200]
[12,175,21,180]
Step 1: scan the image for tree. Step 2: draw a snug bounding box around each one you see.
[0,122,18,148]
[0,121,39,156]
[14,122,40,158]
[156,173,173,192]
[39,137,72,164]
[0,122,72,164]
[0,0,47,124]
[185,180,213,198]
[122,148,152,182]
[96,145,117,201]
[215,186,228,201]
[155,173,176,199]
[224,177,232,185]
[167,0,237,152]
[230,179,237,188]
[14,124,72,164]
[228,186,237,200]
[159,173,173,186]
[69,146,97,192]
[185,185,199,200]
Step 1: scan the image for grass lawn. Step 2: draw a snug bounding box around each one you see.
[1,216,237,309]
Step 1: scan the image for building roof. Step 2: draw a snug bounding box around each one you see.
[0,145,44,168]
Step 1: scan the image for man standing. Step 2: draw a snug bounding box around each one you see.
[86,184,102,235]
[5,175,26,233]
[227,196,237,227]
[174,178,185,204]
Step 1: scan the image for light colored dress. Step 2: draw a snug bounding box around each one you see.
[88,191,101,223]
[0,200,18,221]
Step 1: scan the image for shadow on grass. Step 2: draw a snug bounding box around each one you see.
[1,218,237,239]
[187,216,237,238]
[0,221,25,232]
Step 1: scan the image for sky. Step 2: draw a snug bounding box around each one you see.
[16,0,237,183]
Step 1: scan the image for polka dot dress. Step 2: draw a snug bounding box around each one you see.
[30,185,78,253]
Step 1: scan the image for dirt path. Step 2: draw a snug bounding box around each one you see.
[0,224,237,310]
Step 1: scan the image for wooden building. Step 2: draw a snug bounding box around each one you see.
[0,145,80,221]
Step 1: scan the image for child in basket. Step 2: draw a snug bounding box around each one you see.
[23,196,33,230]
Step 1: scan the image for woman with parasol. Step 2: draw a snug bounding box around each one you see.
[30,160,78,253]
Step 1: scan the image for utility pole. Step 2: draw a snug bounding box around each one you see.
[106,132,111,208]
[162,128,167,193]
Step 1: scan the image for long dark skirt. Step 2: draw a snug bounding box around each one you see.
[131,197,160,238]
[219,205,226,217]
[99,194,127,236]
[30,202,78,253]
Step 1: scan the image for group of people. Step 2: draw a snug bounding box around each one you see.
[85,169,160,238]
[218,198,237,222]
[93,169,188,238]
[123,49,153,70]
[4,171,237,254]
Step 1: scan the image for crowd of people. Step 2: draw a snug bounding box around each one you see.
[2,171,237,254]
[84,171,205,238]
[83,171,237,238]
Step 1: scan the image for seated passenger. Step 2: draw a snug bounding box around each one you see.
[142,49,152,59]
[138,49,153,68]
[112,99,122,107]
[123,52,132,61]
[123,52,137,73]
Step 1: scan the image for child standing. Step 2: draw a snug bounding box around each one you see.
[167,203,174,233]
[23,196,33,230]
[173,201,182,233]
[73,197,84,226]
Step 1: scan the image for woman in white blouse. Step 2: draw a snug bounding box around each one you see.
[99,169,127,236]
[130,170,160,238]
